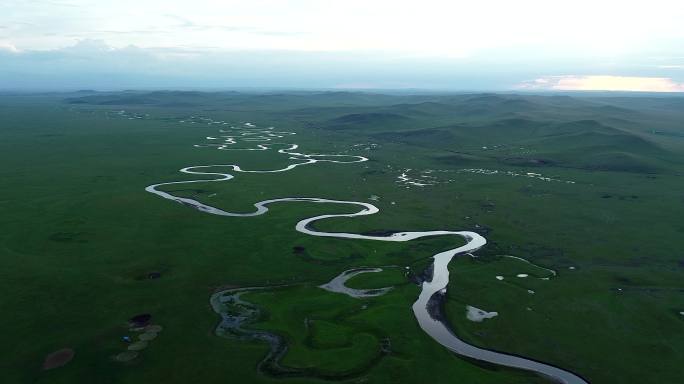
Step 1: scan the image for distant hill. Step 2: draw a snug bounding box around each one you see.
[62,90,684,173]
[64,90,435,111]
[318,112,413,130]
[65,91,229,107]
[374,117,678,173]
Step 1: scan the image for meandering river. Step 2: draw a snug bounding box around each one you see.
[145,122,589,384]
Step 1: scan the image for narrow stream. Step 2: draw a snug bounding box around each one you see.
[146,122,589,384]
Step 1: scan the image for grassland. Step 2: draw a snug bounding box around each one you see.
[1,91,683,383]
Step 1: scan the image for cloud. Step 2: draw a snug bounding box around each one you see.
[0,41,19,52]
[518,75,684,92]
[0,39,508,90]
[161,14,306,37]
[2,40,682,92]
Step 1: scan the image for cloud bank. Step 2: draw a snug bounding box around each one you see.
[519,75,684,92]
[0,40,547,90]
[0,40,683,91]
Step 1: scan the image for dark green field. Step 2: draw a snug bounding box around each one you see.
[1,91,683,384]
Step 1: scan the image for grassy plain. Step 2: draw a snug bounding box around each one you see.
[1,91,683,383]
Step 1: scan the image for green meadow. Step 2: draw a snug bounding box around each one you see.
[1,91,683,383]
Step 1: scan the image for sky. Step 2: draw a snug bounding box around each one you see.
[1,0,683,91]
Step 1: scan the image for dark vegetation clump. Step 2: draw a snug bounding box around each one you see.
[128,314,152,328]
[147,271,161,279]
[42,348,75,370]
